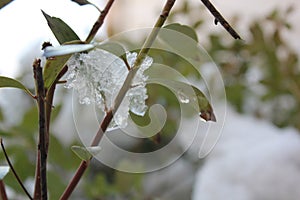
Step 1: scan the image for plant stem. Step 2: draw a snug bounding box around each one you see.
[59,0,177,199]
[0,180,8,200]
[200,0,241,39]
[33,59,48,200]
[85,0,115,43]
[0,139,33,200]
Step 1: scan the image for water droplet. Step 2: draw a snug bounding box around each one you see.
[177,90,190,103]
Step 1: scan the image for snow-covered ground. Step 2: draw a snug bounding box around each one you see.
[192,106,300,200]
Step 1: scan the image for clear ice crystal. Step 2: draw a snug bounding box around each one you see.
[65,48,153,129]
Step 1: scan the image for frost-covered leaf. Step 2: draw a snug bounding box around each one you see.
[97,42,130,69]
[0,166,9,180]
[71,145,101,161]
[42,10,80,44]
[0,76,33,97]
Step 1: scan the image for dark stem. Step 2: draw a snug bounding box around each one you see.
[200,0,241,39]
[0,180,8,200]
[59,0,177,199]
[33,59,48,200]
[85,0,115,43]
[0,139,33,200]
[33,152,41,200]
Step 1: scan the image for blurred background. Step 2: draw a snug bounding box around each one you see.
[0,0,300,199]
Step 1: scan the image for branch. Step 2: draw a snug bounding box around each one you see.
[0,139,33,200]
[0,180,8,200]
[33,59,48,200]
[85,0,115,43]
[200,0,241,39]
[59,0,177,199]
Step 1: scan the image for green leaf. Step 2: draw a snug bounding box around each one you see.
[97,42,130,69]
[0,166,9,180]
[71,145,101,161]
[191,85,216,122]
[41,10,80,44]
[0,76,33,97]
[152,79,215,122]
[43,55,71,89]
[71,0,92,6]
[43,40,87,89]
[175,81,215,121]
[159,23,199,59]
[163,23,198,42]
[0,0,14,9]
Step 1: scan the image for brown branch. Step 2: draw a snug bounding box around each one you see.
[0,180,8,200]
[200,0,241,39]
[85,0,115,43]
[59,0,177,199]
[0,139,33,200]
[33,59,48,200]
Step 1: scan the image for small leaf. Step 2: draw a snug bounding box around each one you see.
[43,55,71,89]
[97,42,130,70]
[0,76,33,97]
[159,23,199,59]
[163,23,198,42]
[43,40,88,89]
[0,0,13,9]
[71,0,92,6]
[152,79,215,122]
[71,0,101,12]
[191,86,216,122]
[0,166,9,180]
[42,10,80,44]
[71,145,101,161]
[174,81,215,121]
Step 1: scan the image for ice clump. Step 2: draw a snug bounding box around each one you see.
[65,48,153,129]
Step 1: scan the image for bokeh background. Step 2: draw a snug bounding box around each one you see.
[0,0,300,199]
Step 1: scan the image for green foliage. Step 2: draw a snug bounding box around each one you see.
[204,7,300,130]
[163,23,198,42]
[43,55,71,89]
[41,10,80,44]
[42,10,81,89]
[159,23,199,59]
[0,76,33,97]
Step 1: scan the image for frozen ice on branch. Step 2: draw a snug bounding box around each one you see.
[65,48,153,129]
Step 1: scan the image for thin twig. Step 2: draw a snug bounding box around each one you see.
[33,59,48,200]
[59,0,177,199]
[59,110,112,200]
[0,139,33,200]
[0,180,8,200]
[200,0,241,39]
[85,0,115,43]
